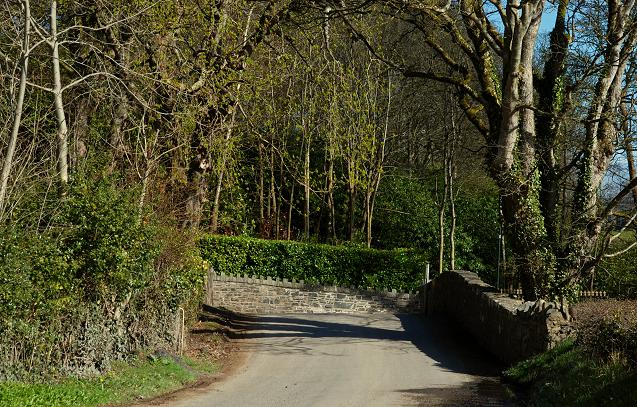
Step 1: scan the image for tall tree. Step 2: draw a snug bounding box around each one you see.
[337,0,637,299]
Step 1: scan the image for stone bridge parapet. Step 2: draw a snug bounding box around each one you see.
[205,270,424,314]
[425,270,574,364]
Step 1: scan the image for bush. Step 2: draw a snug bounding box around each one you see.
[573,300,637,366]
[0,178,207,381]
[61,179,160,300]
[154,228,208,319]
[198,235,431,291]
[504,338,637,406]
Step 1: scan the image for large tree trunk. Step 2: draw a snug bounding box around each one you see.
[494,0,547,301]
[185,120,213,229]
[536,0,569,245]
[567,2,637,282]
[183,173,208,229]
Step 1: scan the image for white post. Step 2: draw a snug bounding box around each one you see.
[206,267,215,306]
[425,263,430,283]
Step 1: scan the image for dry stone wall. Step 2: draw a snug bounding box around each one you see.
[205,271,424,314]
[425,270,574,364]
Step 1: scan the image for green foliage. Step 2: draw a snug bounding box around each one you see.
[154,229,208,317]
[0,230,76,322]
[0,178,206,381]
[373,175,499,282]
[198,235,431,291]
[373,176,438,250]
[453,192,500,279]
[0,355,217,407]
[505,339,637,406]
[60,179,160,300]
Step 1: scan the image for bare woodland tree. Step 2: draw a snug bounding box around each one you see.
[0,0,30,217]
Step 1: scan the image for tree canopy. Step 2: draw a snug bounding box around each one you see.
[1,0,636,301]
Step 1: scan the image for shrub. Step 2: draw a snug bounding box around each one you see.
[504,338,637,406]
[153,228,208,319]
[0,178,206,381]
[198,235,431,291]
[60,179,160,300]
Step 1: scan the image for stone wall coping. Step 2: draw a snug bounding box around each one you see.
[446,270,571,319]
[209,270,421,299]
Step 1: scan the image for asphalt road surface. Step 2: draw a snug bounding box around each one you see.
[165,313,515,407]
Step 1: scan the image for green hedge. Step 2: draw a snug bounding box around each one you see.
[198,235,431,291]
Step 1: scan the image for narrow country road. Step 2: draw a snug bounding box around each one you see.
[164,314,514,407]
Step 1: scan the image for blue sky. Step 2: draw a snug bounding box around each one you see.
[488,1,558,34]
[539,2,559,34]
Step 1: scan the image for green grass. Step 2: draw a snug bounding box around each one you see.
[504,339,637,406]
[0,355,219,407]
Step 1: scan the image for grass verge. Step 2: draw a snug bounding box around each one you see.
[504,339,637,406]
[0,355,219,407]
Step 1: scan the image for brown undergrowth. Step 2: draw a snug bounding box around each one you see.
[185,306,245,363]
[505,299,637,406]
[572,299,637,365]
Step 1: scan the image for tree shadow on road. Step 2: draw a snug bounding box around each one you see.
[204,306,503,378]
[199,306,517,406]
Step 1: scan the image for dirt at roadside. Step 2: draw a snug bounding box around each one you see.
[124,306,253,407]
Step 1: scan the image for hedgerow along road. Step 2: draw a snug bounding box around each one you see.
[162,313,514,406]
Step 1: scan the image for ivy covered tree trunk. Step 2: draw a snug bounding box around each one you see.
[500,170,553,301]
[564,0,637,289]
[535,0,569,247]
[491,0,548,300]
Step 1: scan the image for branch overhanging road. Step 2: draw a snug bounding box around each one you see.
[164,313,515,406]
